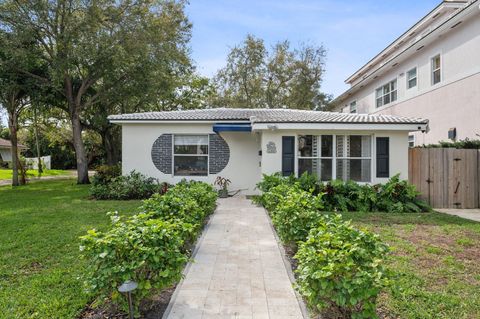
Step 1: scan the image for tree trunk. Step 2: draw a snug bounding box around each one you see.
[102,126,120,166]
[65,76,90,184]
[70,109,90,184]
[7,108,20,186]
[33,107,43,176]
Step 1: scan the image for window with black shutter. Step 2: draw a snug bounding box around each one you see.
[282,136,295,176]
[376,137,389,178]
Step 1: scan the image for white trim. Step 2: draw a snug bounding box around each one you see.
[430,51,443,86]
[252,123,427,132]
[109,120,252,124]
[375,77,398,108]
[405,66,418,90]
[172,133,209,177]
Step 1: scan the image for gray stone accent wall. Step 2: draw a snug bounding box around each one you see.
[151,134,172,174]
[209,134,230,174]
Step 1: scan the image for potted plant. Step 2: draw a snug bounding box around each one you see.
[214,176,231,198]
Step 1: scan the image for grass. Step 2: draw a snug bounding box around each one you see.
[0,179,141,319]
[341,211,480,319]
[0,168,70,180]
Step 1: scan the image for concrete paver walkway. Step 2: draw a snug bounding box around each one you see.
[436,208,480,222]
[164,197,305,319]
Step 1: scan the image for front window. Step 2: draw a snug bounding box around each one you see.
[376,79,397,108]
[173,135,208,176]
[431,54,441,85]
[406,67,417,89]
[298,135,372,182]
[349,101,357,113]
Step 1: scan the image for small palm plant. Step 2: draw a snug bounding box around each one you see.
[214,176,231,198]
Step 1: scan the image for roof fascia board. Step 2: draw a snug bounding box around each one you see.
[252,123,428,132]
[109,120,252,124]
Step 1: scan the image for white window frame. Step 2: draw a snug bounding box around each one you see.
[406,67,417,90]
[408,134,415,148]
[375,78,397,108]
[349,100,357,113]
[296,134,373,183]
[431,53,442,85]
[172,134,209,176]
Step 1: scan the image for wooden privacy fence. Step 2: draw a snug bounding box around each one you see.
[408,148,480,209]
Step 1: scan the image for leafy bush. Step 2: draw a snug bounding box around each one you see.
[141,180,217,227]
[90,171,160,200]
[419,138,480,149]
[80,213,191,308]
[295,214,390,319]
[271,188,324,245]
[257,173,430,213]
[91,164,122,185]
[81,180,217,311]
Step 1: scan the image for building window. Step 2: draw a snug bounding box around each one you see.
[406,67,417,89]
[431,54,441,85]
[349,101,357,113]
[298,135,333,181]
[173,135,208,176]
[375,79,397,108]
[408,134,415,148]
[298,135,371,182]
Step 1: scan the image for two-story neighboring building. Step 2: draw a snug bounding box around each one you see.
[332,0,480,146]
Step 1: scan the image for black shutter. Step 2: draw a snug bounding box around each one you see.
[376,137,389,178]
[282,136,295,176]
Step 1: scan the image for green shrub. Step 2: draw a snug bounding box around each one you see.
[374,174,430,213]
[271,188,324,245]
[255,172,290,193]
[90,171,160,200]
[91,164,122,185]
[295,214,390,319]
[80,213,191,308]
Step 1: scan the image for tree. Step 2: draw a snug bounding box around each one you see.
[213,35,329,110]
[0,0,193,183]
[0,30,42,185]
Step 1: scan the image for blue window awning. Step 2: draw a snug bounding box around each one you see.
[213,123,252,133]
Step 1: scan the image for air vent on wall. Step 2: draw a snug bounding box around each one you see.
[451,21,462,29]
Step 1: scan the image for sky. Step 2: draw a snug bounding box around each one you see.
[186,0,440,98]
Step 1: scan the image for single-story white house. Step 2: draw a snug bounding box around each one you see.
[0,138,27,167]
[108,108,428,195]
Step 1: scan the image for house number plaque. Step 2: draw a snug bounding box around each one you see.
[266,142,276,154]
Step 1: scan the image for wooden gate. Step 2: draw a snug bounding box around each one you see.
[408,148,480,208]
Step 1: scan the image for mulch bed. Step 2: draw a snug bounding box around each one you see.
[79,285,176,319]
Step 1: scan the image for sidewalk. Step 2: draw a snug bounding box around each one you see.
[164,197,305,319]
[436,208,480,222]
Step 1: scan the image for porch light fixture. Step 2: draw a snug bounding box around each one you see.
[118,280,138,319]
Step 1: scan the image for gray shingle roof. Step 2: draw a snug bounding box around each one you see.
[0,138,26,149]
[108,108,428,125]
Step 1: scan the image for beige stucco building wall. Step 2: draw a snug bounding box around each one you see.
[336,7,480,145]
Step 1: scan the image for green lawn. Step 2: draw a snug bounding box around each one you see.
[0,179,141,318]
[0,168,70,180]
[342,211,480,319]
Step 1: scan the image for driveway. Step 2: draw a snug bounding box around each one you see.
[164,197,306,319]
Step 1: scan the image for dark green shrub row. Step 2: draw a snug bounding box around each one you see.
[80,181,217,311]
[256,172,430,213]
[257,174,392,318]
[90,170,165,200]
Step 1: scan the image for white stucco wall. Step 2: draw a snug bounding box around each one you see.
[336,11,480,145]
[121,123,262,195]
[260,129,409,183]
[120,123,411,194]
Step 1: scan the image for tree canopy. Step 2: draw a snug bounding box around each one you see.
[212,34,331,110]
